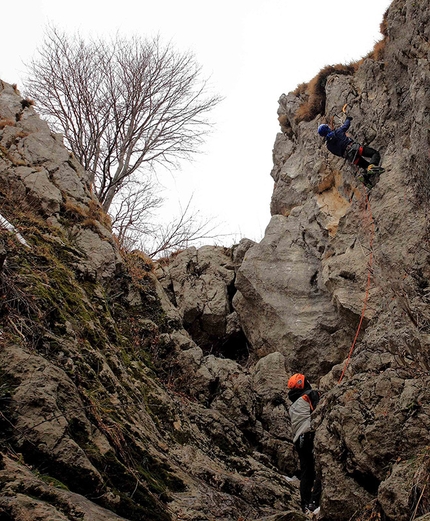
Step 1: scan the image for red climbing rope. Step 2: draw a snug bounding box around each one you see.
[338,190,375,384]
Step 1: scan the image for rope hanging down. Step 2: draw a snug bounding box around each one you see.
[338,191,375,384]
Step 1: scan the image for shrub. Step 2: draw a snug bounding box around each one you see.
[371,39,387,61]
[380,8,389,37]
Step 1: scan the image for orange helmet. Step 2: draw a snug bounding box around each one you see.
[287,373,306,389]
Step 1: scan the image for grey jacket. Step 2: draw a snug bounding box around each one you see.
[289,389,320,443]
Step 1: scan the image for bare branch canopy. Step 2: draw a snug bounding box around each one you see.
[25,27,223,228]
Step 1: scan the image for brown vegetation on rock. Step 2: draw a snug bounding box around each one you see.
[293,64,356,123]
[0,1,429,520]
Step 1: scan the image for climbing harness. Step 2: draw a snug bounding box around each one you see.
[352,146,364,165]
[338,190,375,384]
[344,143,364,164]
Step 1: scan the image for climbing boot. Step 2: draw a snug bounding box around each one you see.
[307,502,319,512]
[363,176,374,189]
[367,164,385,175]
[357,174,373,189]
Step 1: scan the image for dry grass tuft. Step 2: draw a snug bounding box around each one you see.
[0,119,15,129]
[81,217,100,230]
[293,82,307,97]
[125,250,155,279]
[63,199,87,219]
[410,447,430,519]
[155,248,186,267]
[87,199,112,229]
[277,114,293,138]
[14,131,29,139]
[294,64,356,123]
[371,39,387,61]
[380,8,389,37]
[21,99,35,109]
[63,197,112,230]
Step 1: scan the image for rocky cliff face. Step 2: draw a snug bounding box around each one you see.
[157,0,430,518]
[0,0,429,520]
[0,82,299,521]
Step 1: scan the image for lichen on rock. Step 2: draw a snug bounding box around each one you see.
[0,0,429,519]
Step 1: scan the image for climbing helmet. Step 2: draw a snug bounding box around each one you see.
[288,373,306,389]
[318,124,331,137]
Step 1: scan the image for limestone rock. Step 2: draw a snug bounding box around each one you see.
[0,455,128,521]
[156,245,250,359]
[14,165,63,214]
[168,246,234,333]
[232,1,430,519]
[0,81,121,281]
[0,1,429,520]
[0,75,300,518]
[233,212,349,379]
[73,227,120,280]
[1,344,104,491]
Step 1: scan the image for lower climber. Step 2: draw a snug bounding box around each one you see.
[287,373,322,515]
[318,116,384,188]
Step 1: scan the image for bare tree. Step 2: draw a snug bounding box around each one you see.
[139,197,225,258]
[24,27,223,231]
[109,173,164,250]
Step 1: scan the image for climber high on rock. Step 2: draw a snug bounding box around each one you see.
[318,115,384,189]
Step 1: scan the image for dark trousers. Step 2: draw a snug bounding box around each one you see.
[356,145,381,170]
[346,143,381,171]
[295,432,322,511]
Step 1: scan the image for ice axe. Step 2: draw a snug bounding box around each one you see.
[332,104,349,128]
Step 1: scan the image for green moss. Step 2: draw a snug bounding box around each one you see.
[37,473,70,490]
[1,230,114,353]
[0,194,186,521]
[80,415,185,519]
[85,448,173,521]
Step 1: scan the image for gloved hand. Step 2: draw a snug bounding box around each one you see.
[346,116,353,121]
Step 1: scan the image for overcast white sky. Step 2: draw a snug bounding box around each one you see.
[2,0,391,246]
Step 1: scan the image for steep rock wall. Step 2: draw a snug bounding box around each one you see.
[161,0,430,519]
[234,0,429,385]
[0,81,301,521]
[233,0,430,519]
[145,1,430,521]
[0,0,429,519]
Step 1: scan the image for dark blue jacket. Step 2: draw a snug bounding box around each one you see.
[326,118,353,157]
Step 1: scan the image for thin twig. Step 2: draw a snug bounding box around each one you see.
[410,484,426,521]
